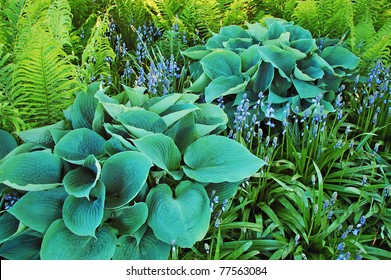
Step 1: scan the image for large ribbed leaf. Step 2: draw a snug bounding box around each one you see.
[183,135,265,183]
[0,212,20,243]
[119,109,167,137]
[204,75,248,103]
[0,129,17,160]
[54,128,106,164]
[143,93,182,114]
[41,220,116,260]
[18,121,65,146]
[0,150,63,191]
[113,229,170,260]
[133,134,181,173]
[320,46,360,69]
[146,181,210,248]
[258,45,296,78]
[110,203,148,235]
[63,181,105,237]
[201,49,241,79]
[164,114,195,154]
[194,103,228,138]
[101,151,152,209]
[0,229,42,260]
[71,82,100,129]
[8,187,67,233]
[292,78,327,99]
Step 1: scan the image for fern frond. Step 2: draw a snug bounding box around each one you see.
[47,0,73,48]
[0,0,26,50]
[68,0,90,28]
[11,25,80,127]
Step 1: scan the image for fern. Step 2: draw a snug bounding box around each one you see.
[0,0,26,51]
[67,0,90,28]
[11,24,79,127]
[47,0,73,48]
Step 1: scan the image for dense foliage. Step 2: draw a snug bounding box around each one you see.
[0,0,390,260]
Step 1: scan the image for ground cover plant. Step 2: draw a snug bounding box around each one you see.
[0,0,390,260]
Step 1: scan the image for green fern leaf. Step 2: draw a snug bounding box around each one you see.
[47,0,73,48]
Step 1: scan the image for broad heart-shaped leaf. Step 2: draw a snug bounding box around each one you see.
[182,45,212,60]
[119,109,167,135]
[0,129,17,160]
[0,229,43,260]
[205,181,242,202]
[0,212,20,243]
[133,134,181,173]
[204,75,248,103]
[143,93,182,114]
[63,181,105,237]
[0,142,38,166]
[164,113,195,154]
[110,203,148,235]
[113,229,170,260]
[41,220,117,260]
[187,72,211,93]
[123,85,149,107]
[8,187,68,233]
[63,155,101,198]
[252,61,274,94]
[320,46,360,70]
[146,181,211,248]
[258,45,296,78]
[194,103,228,138]
[54,128,106,164]
[183,135,265,183]
[71,82,100,129]
[292,78,327,99]
[101,151,152,209]
[0,150,63,191]
[18,121,65,146]
[161,103,200,127]
[201,49,242,79]
[240,45,262,73]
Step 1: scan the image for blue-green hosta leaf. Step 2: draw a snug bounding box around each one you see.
[290,39,317,53]
[110,203,148,235]
[54,128,106,164]
[161,104,200,127]
[0,150,63,191]
[187,72,211,93]
[63,155,101,198]
[0,143,39,166]
[223,38,254,53]
[265,21,286,40]
[123,85,149,107]
[182,45,212,60]
[143,93,182,114]
[320,46,360,70]
[204,75,248,103]
[183,135,265,183]
[113,229,170,260]
[292,78,327,99]
[240,45,262,73]
[205,34,229,49]
[293,66,324,81]
[100,103,133,121]
[8,187,67,233]
[50,129,70,145]
[194,103,228,138]
[104,137,128,155]
[133,134,181,173]
[258,45,296,78]
[101,151,152,209]
[205,181,241,202]
[104,124,136,151]
[146,181,211,248]
[119,109,167,136]
[0,212,20,243]
[164,113,195,154]
[245,22,267,42]
[219,25,250,38]
[252,61,274,94]
[71,82,100,129]
[18,121,64,146]
[0,229,43,260]
[63,181,105,237]
[284,24,312,40]
[0,129,17,160]
[41,220,116,260]
[201,49,242,79]
[284,45,307,60]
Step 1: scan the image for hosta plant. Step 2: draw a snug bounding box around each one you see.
[183,17,360,123]
[0,82,265,260]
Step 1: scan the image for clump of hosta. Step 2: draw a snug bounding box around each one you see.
[0,82,265,260]
[183,17,360,123]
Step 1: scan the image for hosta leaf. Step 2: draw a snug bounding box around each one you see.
[0,212,20,243]
[320,46,360,70]
[240,45,262,73]
[71,82,100,129]
[8,187,68,233]
[18,121,65,146]
[219,25,250,38]
[182,45,212,60]
[258,45,296,78]
[183,135,265,183]
[101,151,152,209]
[133,134,181,173]
[252,61,274,93]
[104,137,128,155]
[63,181,105,237]
[194,103,227,138]
[63,155,101,198]
[143,93,182,114]
[146,181,211,248]
[104,124,136,151]
[110,203,148,235]
[54,128,106,164]
[0,129,17,160]
[0,229,42,260]
[205,181,241,202]
[41,220,116,260]
[246,22,267,42]
[119,109,167,135]
[204,75,248,103]
[113,229,170,260]
[187,72,211,92]
[161,104,200,127]
[290,39,317,53]
[0,150,63,191]
[123,85,149,107]
[201,49,241,79]
[0,143,39,166]
[265,21,286,40]
[224,38,253,53]
[292,78,327,99]
[164,114,195,154]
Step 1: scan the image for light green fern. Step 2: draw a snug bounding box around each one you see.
[0,0,26,51]
[47,0,73,48]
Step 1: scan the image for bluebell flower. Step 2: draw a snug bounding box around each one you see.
[337,242,345,251]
